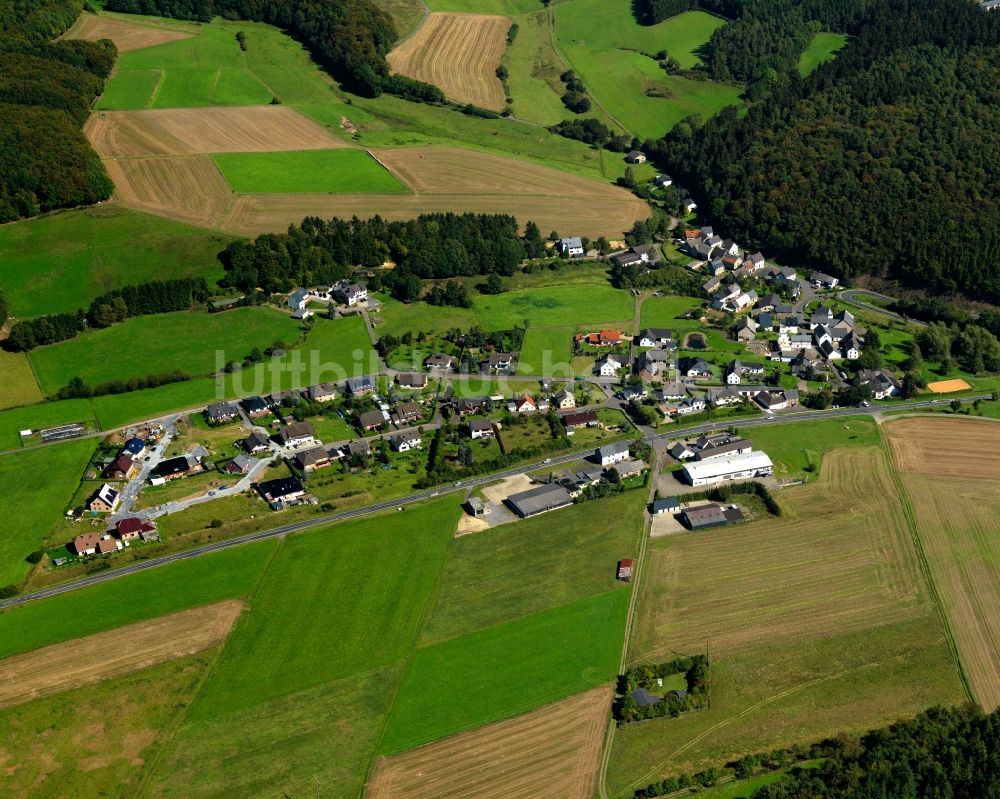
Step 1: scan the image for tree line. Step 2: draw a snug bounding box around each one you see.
[102,0,441,101]
[0,0,115,222]
[4,277,209,351]
[221,213,530,296]
[645,0,1000,302]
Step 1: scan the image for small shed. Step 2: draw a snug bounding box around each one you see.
[651,497,680,515]
[617,558,635,582]
[466,497,489,517]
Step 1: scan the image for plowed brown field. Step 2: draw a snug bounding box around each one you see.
[366,686,610,799]
[887,418,1000,709]
[0,601,242,709]
[86,106,348,158]
[387,13,509,111]
[63,13,193,51]
[222,146,648,237]
[105,156,232,226]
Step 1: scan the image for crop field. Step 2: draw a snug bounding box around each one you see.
[28,307,302,395]
[0,439,95,587]
[887,418,1000,709]
[421,490,644,645]
[221,146,649,236]
[388,13,510,111]
[474,284,634,330]
[0,207,229,320]
[96,22,272,110]
[213,150,408,194]
[63,11,195,51]
[555,1,740,139]
[0,601,242,709]
[366,686,611,799]
[379,589,630,755]
[797,31,848,76]
[607,445,966,792]
[105,155,232,226]
[0,351,42,410]
[86,106,347,157]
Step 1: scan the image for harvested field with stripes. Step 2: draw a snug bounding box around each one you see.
[387,13,510,111]
[366,686,610,799]
[104,156,231,227]
[0,601,242,709]
[63,12,193,51]
[86,106,348,158]
[887,417,1000,710]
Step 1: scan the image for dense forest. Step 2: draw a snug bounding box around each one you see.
[102,0,437,99]
[636,705,1000,798]
[648,0,1000,302]
[221,213,530,297]
[0,0,114,222]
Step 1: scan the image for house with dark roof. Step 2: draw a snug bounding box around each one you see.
[636,328,674,348]
[625,149,646,164]
[223,453,252,474]
[424,353,456,371]
[392,402,421,426]
[558,236,585,257]
[257,476,305,508]
[294,447,335,473]
[596,441,630,466]
[357,410,386,431]
[562,410,598,431]
[122,437,146,457]
[397,372,428,389]
[277,421,316,447]
[305,382,338,403]
[390,431,421,452]
[345,374,376,396]
[103,454,135,480]
[681,504,730,530]
[205,402,239,424]
[153,456,191,481]
[505,483,574,518]
[241,396,271,417]
[243,430,271,453]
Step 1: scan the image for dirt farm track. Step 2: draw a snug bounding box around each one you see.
[387,13,511,111]
[366,686,611,799]
[0,601,243,709]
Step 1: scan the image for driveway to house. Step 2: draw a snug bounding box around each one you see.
[109,417,178,523]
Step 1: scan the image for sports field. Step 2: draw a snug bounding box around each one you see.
[797,31,848,76]
[0,207,228,319]
[0,601,242,709]
[27,307,302,395]
[96,23,273,110]
[388,13,510,111]
[607,446,966,792]
[887,417,1000,710]
[367,686,611,799]
[0,439,95,588]
[554,1,740,139]
[213,150,408,193]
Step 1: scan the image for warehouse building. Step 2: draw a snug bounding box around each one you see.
[681,450,774,486]
[505,483,574,518]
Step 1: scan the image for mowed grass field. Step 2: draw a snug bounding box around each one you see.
[387,12,511,111]
[607,445,966,794]
[555,1,740,139]
[212,150,408,194]
[797,31,848,76]
[0,351,42,410]
[0,207,229,319]
[474,283,634,330]
[745,416,881,480]
[96,21,272,109]
[0,439,95,587]
[27,307,303,395]
[886,417,1000,710]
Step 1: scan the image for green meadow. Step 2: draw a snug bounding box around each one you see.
[0,207,229,319]
[639,294,704,328]
[474,283,634,330]
[798,31,848,76]
[96,22,272,109]
[0,439,95,587]
[213,150,407,194]
[745,416,881,480]
[28,307,303,395]
[379,588,631,754]
[0,351,42,410]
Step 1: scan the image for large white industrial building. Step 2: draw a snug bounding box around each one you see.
[682,450,774,486]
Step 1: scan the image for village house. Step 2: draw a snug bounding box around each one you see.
[453,396,488,416]
[810,271,839,289]
[578,329,623,347]
[97,537,121,555]
[344,439,371,459]
[332,280,368,306]
[424,353,456,371]
[636,328,674,348]
[562,410,599,432]
[611,243,659,268]
[357,409,386,431]
[242,430,271,453]
[755,389,799,411]
[72,532,102,556]
[390,431,421,452]
[277,421,316,448]
[735,317,758,341]
[305,382,338,403]
[669,441,695,460]
[558,236,585,257]
[257,476,306,509]
[703,275,723,294]
[596,354,624,377]
[345,374,376,396]
[392,402,421,426]
[152,456,196,483]
[481,352,516,373]
[288,288,310,310]
[553,389,576,410]
[468,419,495,440]
[704,387,741,408]
[669,396,706,415]
[295,446,335,473]
[695,437,752,460]
[625,150,646,164]
[121,437,145,458]
[87,483,121,513]
[613,459,647,479]
[596,441,630,467]
[115,517,157,544]
[725,360,766,385]
[654,174,672,187]
[509,394,539,414]
[396,372,428,389]
[223,453,252,474]
[684,199,698,213]
[683,358,712,379]
[103,453,135,480]
[636,349,669,378]
[859,369,902,399]
[206,402,239,424]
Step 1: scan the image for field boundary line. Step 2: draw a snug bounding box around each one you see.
[883,445,976,705]
[617,641,945,796]
[147,68,166,108]
[133,539,285,799]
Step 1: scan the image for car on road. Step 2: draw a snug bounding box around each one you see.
[542,458,552,464]
[860,400,870,407]
[832,405,840,409]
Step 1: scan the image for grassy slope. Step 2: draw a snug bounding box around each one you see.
[420,489,645,645]
[212,150,408,194]
[0,207,230,319]
[0,439,95,586]
[0,351,43,410]
[28,307,303,395]
[554,2,740,139]
[797,31,848,76]
[97,21,272,109]
[379,588,631,754]
[373,0,426,39]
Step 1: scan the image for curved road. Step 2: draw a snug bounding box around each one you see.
[1,394,990,612]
